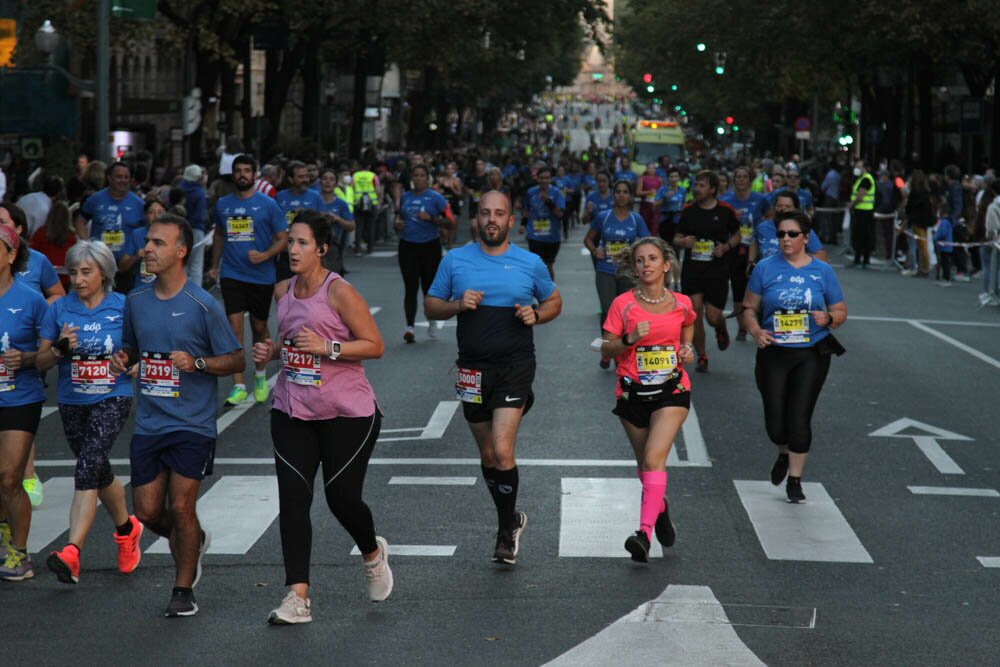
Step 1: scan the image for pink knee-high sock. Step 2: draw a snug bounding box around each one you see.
[639,470,668,540]
[638,468,668,511]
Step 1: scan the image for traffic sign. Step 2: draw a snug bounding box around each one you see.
[794,116,811,132]
[795,130,811,140]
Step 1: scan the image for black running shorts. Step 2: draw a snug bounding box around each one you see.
[457,363,535,423]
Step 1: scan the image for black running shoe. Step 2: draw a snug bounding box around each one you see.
[624,531,650,563]
[786,478,806,504]
[654,499,676,548]
[165,588,198,617]
[492,512,527,565]
[771,454,789,486]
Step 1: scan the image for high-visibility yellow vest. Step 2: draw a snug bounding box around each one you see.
[352,170,378,207]
[335,185,354,213]
[852,173,875,210]
[751,173,767,193]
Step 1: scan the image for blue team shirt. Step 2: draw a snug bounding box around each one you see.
[320,195,355,246]
[746,255,844,348]
[590,210,649,275]
[41,291,133,405]
[614,170,638,187]
[0,280,47,405]
[399,189,448,244]
[428,243,555,367]
[275,188,326,229]
[754,220,824,259]
[720,191,770,246]
[586,191,614,220]
[524,186,566,243]
[122,281,241,438]
[123,225,155,286]
[214,192,288,285]
[17,249,60,294]
[79,189,145,259]
[656,186,687,224]
[581,174,597,192]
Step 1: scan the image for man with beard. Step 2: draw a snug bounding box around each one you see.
[424,191,562,566]
[207,154,288,406]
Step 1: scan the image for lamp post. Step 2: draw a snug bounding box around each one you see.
[34,0,111,163]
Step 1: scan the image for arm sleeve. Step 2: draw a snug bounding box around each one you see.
[79,196,95,221]
[39,301,59,342]
[39,255,59,290]
[532,258,557,302]
[554,189,567,209]
[725,208,740,235]
[747,263,764,296]
[336,199,354,222]
[602,294,624,334]
[207,302,242,355]
[681,295,698,326]
[637,215,650,237]
[271,200,289,233]
[676,208,690,236]
[122,297,136,350]
[426,253,454,300]
[823,265,845,305]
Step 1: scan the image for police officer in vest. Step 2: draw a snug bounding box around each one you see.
[352,163,382,256]
[849,159,876,268]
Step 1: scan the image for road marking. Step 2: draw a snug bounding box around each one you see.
[672,402,709,467]
[367,251,397,258]
[734,480,873,563]
[908,486,999,497]
[36,457,656,467]
[415,320,456,328]
[869,418,971,475]
[28,476,130,553]
[388,476,476,485]
[544,585,766,666]
[977,557,1000,568]
[216,374,279,434]
[379,401,460,442]
[908,320,1000,370]
[369,306,381,315]
[559,478,664,558]
[850,315,1000,328]
[147,476,278,555]
[42,406,58,420]
[349,545,455,556]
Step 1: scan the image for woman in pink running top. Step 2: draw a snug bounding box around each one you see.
[252,211,393,625]
[601,237,696,563]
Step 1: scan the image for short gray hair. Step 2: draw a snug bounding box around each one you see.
[65,239,117,292]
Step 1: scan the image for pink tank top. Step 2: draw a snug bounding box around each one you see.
[272,272,378,420]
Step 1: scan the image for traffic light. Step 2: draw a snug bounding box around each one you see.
[725,116,734,125]
[671,84,678,91]
[838,132,854,146]
[696,43,706,52]
[716,126,725,135]
[732,125,740,132]
[674,105,682,111]
[646,84,655,93]
[642,73,653,84]
[714,52,726,76]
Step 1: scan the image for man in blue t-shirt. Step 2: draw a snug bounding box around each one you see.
[208,154,288,407]
[112,214,243,617]
[614,156,638,188]
[275,161,324,282]
[520,166,566,279]
[75,161,145,288]
[425,190,562,567]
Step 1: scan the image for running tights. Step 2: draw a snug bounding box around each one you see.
[398,239,442,327]
[271,409,382,586]
[754,345,831,454]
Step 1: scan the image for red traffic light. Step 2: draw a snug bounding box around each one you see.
[642,73,653,84]
[725,116,735,125]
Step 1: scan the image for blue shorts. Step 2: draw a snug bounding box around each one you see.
[130,430,216,487]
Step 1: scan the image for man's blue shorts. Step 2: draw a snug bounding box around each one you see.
[130,430,216,487]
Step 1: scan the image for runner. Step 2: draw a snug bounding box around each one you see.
[318,168,356,274]
[394,164,448,344]
[601,237,695,562]
[740,211,847,503]
[582,170,614,228]
[636,163,663,237]
[252,211,391,625]
[275,161,325,281]
[111,214,243,616]
[655,167,687,246]
[0,224,47,581]
[520,166,565,279]
[720,167,769,340]
[424,190,562,565]
[207,154,288,406]
[749,191,829,267]
[584,180,649,368]
[672,170,740,373]
[119,199,166,289]
[37,241,141,584]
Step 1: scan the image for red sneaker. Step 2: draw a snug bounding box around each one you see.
[716,327,731,351]
[113,516,144,574]
[47,544,80,584]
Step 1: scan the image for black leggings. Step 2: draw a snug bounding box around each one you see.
[754,345,831,454]
[398,239,442,326]
[271,409,382,586]
[730,247,749,306]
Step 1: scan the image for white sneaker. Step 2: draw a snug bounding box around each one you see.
[937,280,953,287]
[954,274,971,283]
[979,292,991,305]
[364,536,393,602]
[900,269,917,277]
[426,320,441,339]
[268,591,312,624]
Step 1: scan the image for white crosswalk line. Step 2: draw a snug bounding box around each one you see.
[42,406,58,420]
[908,486,999,497]
[28,476,130,554]
[350,545,455,556]
[734,480,873,563]
[559,478,664,558]
[146,476,278,555]
[670,402,710,467]
[976,557,1000,568]
[216,375,279,434]
[388,476,476,485]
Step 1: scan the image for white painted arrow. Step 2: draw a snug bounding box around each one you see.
[868,418,972,475]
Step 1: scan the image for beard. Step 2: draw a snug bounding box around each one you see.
[481,223,508,247]
[235,177,254,192]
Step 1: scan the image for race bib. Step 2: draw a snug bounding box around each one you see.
[101,230,125,251]
[533,218,551,235]
[455,367,483,404]
[472,191,481,203]
[226,216,254,242]
[740,224,753,246]
[281,338,322,386]
[605,240,629,257]
[138,258,154,282]
[0,361,14,392]
[285,211,296,226]
[635,345,677,385]
[644,194,656,203]
[71,354,115,394]
[139,351,180,397]
[692,239,715,261]
[772,309,810,344]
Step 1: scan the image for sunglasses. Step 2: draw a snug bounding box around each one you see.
[776,230,803,238]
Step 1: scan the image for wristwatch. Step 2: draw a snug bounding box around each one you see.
[194,357,207,372]
[328,341,341,361]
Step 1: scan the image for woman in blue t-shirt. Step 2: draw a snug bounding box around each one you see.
[741,211,847,504]
[0,224,49,581]
[37,240,141,585]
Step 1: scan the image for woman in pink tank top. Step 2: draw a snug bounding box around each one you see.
[251,211,393,625]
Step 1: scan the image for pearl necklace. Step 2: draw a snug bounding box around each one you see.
[636,287,670,304]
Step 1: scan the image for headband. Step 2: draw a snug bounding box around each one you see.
[0,224,20,254]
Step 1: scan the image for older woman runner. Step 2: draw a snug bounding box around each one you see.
[601,237,696,562]
[253,210,392,625]
[38,241,141,584]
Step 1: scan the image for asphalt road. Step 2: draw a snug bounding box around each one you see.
[8,228,1000,666]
